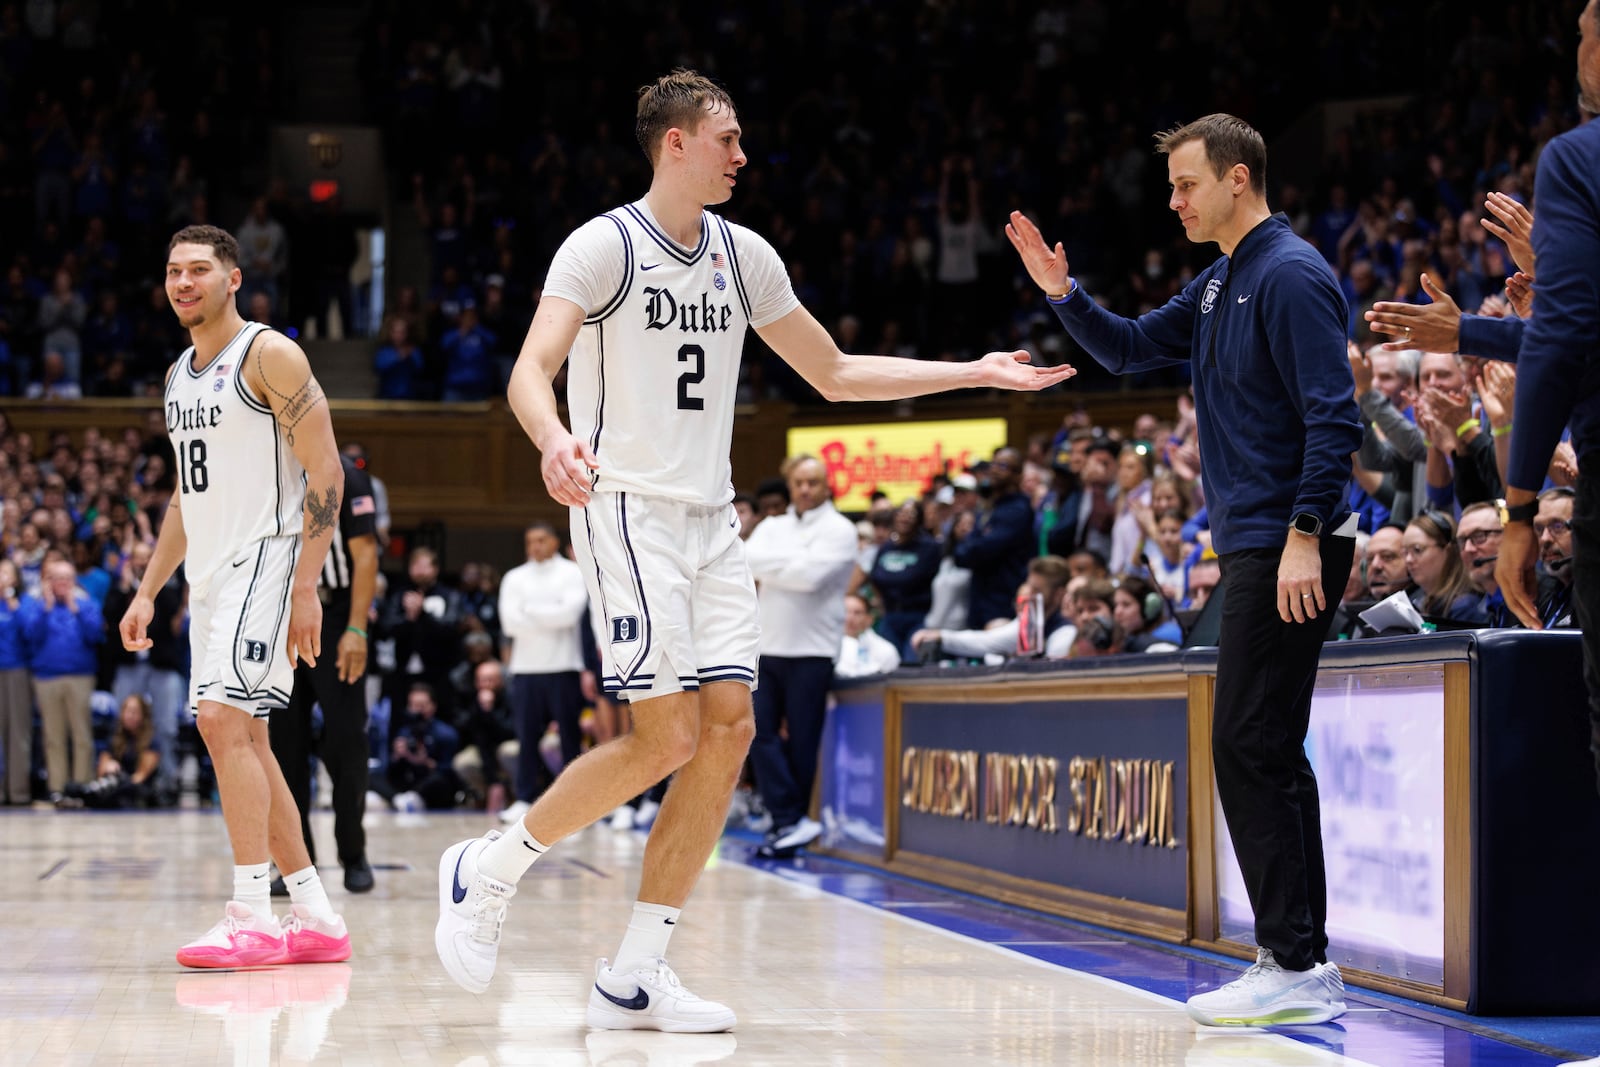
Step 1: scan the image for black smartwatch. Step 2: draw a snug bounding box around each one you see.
[1289,512,1323,537]
[1503,500,1538,525]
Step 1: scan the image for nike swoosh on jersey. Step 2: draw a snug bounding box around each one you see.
[1237,294,1251,303]
[596,984,650,1011]
[233,558,249,568]
[640,263,660,271]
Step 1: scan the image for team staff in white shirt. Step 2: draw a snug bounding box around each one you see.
[835,593,904,679]
[742,455,859,855]
[495,521,590,826]
[435,69,1075,1032]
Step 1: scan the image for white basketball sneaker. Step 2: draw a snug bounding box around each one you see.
[434,832,516,993]
[1185,948,1347,1027]
[586,957,737,1033]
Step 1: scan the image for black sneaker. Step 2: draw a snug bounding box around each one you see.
[344,859,375,893]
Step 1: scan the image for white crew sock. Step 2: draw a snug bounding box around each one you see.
[476,818,549,886]
[612,901,682,974]
[284,865,337,923]
[232,862,272,916]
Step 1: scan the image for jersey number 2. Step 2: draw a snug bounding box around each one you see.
[677,344,705,411]
[178,440,209,493]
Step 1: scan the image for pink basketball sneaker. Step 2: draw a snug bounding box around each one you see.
[281,905,352,964]
[176,902,287,969]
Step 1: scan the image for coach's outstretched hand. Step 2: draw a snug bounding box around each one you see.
[1006,210,1073,296]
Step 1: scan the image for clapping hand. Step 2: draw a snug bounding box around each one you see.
[1481,192,1535,275]
[1476,361,1516,429]
[1365,273,1461,352]
[1505,271,1534,318]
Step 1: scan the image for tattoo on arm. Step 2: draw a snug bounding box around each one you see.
[257,346,326,446]
[306,486,340,541]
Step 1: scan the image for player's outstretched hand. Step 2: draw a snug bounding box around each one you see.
[541,430,601,508]
[1005,210,1072,296]
[976,350,1077,392]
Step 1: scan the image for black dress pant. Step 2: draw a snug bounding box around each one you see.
[750,655,835,829]
[1573,463,1600,790]
[509,671,583,803]
[270,601,370,867]
[1212,533,1353,973]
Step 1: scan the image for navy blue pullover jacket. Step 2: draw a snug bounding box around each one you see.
[1509,118,1600,487]
[1050,213,1361,553]
[1459,313,1524,363]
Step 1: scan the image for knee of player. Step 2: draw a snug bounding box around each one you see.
[195,701,251,748]
[651,722,701,774]
[707,713,756,759]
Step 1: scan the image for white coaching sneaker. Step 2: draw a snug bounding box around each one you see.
[586,957,737,1033]
[434,831,516,993]
[1185,948,1347,1027]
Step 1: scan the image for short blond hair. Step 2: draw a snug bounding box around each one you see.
[635,69,737,168]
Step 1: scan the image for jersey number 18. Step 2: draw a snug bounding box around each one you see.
[178,439,210,493]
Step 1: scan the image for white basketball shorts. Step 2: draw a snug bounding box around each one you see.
[188,534,299,719]
[571,492,760,702]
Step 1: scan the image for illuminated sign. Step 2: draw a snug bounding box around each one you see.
[787,418,1008,511]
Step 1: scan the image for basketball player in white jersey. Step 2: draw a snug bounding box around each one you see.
[120,225,352,968]
[435,70,1075,1030]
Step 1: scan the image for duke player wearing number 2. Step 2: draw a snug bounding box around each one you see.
[119,225,351,968]
[434,69,1075,1031]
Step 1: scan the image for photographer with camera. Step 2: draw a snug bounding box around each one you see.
[381,682,460,811]
[59,694,161,809]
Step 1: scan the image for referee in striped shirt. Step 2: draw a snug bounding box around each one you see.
[270,453,381,893]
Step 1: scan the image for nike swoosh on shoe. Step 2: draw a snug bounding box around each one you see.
[596,984,650,1011]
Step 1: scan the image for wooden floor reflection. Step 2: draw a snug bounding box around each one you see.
[0,808,1393,1065]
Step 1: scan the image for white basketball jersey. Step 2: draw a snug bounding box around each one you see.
[163,321,306,594]
[544,200,799,506]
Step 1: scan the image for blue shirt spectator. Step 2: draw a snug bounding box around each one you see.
[439,306,498,402]
[20,567,104,678]
[373,316,428,399]
[0,570,26,671]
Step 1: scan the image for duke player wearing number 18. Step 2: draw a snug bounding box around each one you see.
[434,68,1075,1031]
[119,225,351,968]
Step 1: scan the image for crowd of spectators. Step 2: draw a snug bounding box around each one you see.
[0,3,355,400]
[0,2,1591,817]
[353,2,1582,404]
[6,368,1579,811]
[0,2,1584,412]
